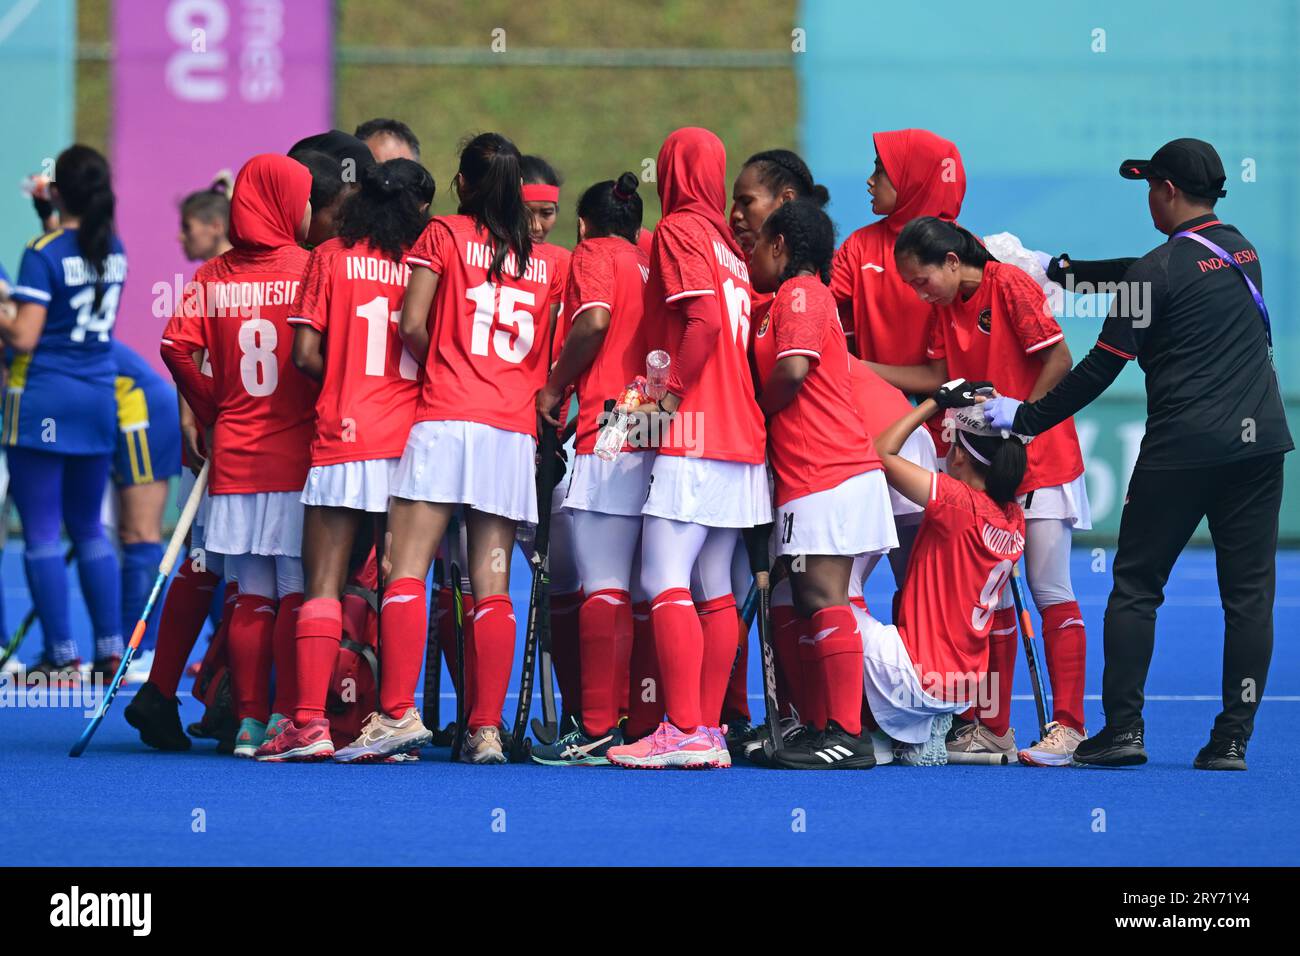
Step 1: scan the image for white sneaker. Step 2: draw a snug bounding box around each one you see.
[463,724,507,765]
[946,719,1018,765]
[334,708,433,763]
[1018,721,1085,767]
[123,649,154,685]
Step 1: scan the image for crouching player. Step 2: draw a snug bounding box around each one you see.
[862,385,1028,765]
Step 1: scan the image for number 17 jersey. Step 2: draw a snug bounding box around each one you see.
[289,237,420,466]
[403,215,566,436]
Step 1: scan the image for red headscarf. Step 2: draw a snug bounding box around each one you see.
[874,129,966,233]
[656,127,742,255]
[228,153,312,250]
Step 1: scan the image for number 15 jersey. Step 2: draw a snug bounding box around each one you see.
[403,215,566,436]
[161,245,315,495]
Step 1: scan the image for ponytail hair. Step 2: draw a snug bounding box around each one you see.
[456,132,532,281]
[338,158,436,261]
[576,172,643,244]
[959,431,1028,505]
[54,144,116,310]
[180,172,233,227]
[759,198,836,285]
[743,149,829,207]
[894,215,993,270]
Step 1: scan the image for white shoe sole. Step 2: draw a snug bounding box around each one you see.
[609,747,726,769]
[335,729,433,763]
[256,739,336,762]
[1018,748,1076,767]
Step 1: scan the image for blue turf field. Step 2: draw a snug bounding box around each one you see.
[1,541,1296,867]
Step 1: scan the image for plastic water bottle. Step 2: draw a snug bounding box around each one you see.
[593,399,629,463]
[645,349,670,401]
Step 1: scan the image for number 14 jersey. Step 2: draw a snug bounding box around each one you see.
[403,215,566,436]
[161,245,315,495]
[289,238,420,467]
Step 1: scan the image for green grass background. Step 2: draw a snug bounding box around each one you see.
[75,0,798,241]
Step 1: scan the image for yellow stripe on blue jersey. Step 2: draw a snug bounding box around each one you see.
[30,228,64,252]
[115,375,150,431]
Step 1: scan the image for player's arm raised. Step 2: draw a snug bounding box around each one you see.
[876,397,941,507]
[867,355,947,396]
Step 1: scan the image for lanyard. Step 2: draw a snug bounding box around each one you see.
[1174,229,1273,362]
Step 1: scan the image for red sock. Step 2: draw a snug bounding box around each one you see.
[227,593,277,722]
[270,592,303,717]
[551,589,584,719]
[649,588,702,731]
[1041,600,1087,733]
[377,577,426,719]
[150,563,220,698]
[467,594,514,730]
[294,597,342,724]
[975,607,1018,736]
[615,599,632,719]
[434,585,458,689]
[578,588,628,735]
[810,606,864,735]
[697,595,738,729]
[722,612,750,722]
[626,601,661,738]
[771,602,803,719]
[797,622,828,729]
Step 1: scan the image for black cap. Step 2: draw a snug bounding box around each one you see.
[1119,138,1226,199]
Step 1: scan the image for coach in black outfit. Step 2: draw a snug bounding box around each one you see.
[982,138,1292,770]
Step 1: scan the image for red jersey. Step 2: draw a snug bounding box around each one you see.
[897,472,1025,701]
[642,212,765,463]
[830,130,966,366]
[403,215,566,436]
[562,236,650,455]
[753,275,880,506]
[161,246,315,494]
[288,238,420,467]
[925,261,1084,493]
[849,359,913,440]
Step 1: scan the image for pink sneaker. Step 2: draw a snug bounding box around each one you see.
[704,726,732,768]
[255,717,336,762]
[607,721,726,769]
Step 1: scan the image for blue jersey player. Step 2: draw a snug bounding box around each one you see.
[0,145,125,680]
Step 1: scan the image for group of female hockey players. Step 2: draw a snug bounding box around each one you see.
[1,117,1095,771]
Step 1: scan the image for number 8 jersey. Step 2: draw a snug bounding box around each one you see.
[4,228,127,455]
[403,215,566,435]
[161,243,315,495]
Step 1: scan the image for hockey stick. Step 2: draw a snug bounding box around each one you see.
[742,522,781,759]
[1,546,75,669]
[423,556,447,744]
[70,461,210,757]
[1009,562,1050,741]
[449,516,467,762]
[512,423,559,761]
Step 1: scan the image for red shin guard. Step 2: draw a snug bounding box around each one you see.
[377,577,426,719]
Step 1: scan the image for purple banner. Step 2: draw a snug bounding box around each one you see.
[112,0,332,372]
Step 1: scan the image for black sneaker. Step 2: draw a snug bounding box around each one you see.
[530,722,623,766]
[744,717,810,766]
[724,717,758,757]
[1194,736,1247,771]
[773,720,876,770]
[124,681,192,751]
[1072,720,1146,767]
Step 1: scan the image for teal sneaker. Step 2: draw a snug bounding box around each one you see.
[233,717,268,759]
[264,713,290,744]
[531,721,623,766]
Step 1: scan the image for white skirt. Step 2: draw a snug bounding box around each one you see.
[891,427,938,518]
[775,469,898,557]
[391,419,538,523]
[642,454,773,528]
[854,606,971,744]
[1020,473,1092,531]
[300,458,398,512]
[206,491,304,558]
[565,451,657,517]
